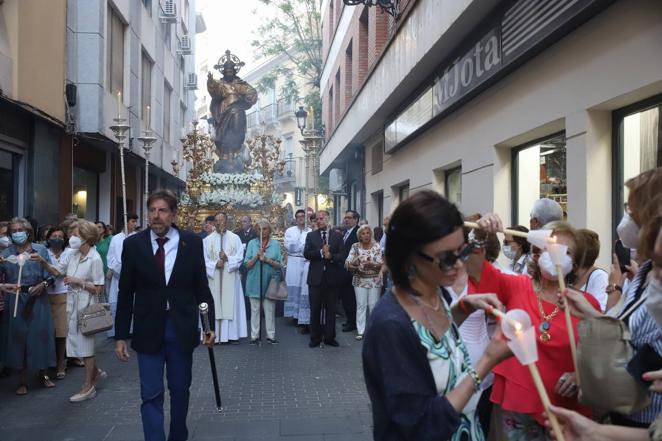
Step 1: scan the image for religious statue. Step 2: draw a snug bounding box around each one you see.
[207,50,258,173]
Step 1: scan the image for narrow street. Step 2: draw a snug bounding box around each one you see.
[0,318,373,441]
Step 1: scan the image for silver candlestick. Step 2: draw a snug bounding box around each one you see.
[109,118,130,234]
[138,129,158,211]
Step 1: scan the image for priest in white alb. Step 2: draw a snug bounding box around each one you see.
[203,212,247,344]
[284,209,312,332]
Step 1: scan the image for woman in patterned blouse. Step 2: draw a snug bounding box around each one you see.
[345,225,383,340]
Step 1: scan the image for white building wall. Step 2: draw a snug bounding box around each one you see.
[67,0,196,174]
[363,0,662,269]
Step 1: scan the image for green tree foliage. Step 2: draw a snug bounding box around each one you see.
[252,0,322,127]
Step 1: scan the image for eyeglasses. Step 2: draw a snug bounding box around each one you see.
[417,244,475,272]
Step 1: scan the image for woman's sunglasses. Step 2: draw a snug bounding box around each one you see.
[417,243,475,272]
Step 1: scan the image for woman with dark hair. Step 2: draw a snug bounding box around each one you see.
[502,225,531,275]
[95,221,112,277]
[45,226,72,379]
[362,190,511,441]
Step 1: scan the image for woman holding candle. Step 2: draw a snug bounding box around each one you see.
[563,168,662,427]
[471,215,600,440]
[0,217,59,395]
[244,219,283,345]
[363,191,513,441]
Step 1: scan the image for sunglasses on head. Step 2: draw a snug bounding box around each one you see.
[417,243,475,272]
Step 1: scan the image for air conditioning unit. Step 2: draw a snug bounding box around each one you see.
[184,73,197,90]
[329,168,345,193]
[177,35,192,55]
[160,0,177,23]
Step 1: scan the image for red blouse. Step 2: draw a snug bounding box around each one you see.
[468,261,599,424]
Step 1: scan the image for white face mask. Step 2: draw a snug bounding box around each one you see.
[645,279,662,329]
[69,235,82,250]
[502,245,518,261]
[538,251,573,281]
[0,236,9,249]
[617,212,640,250]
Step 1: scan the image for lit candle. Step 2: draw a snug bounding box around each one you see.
[502,309,566,441]
[116,91,122,119]
[14,253,27,318]
[146,105,151,129]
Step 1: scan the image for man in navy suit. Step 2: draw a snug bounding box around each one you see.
[303,210,345,348]
[115,189,215,441]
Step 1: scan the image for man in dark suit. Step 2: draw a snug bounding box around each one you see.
[304,210,345,348]
[340,210,360,332]
[114,189,215,441]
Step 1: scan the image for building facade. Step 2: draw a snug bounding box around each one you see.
[0,0,200,228]
[67,0,199,228]
[0,0,70,225]
[320,0,662,268]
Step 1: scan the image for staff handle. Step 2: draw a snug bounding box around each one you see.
[557,270,581,389]
[463,221,528,239]
[528,363,566,441]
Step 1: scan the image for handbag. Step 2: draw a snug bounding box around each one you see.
[577,294,650,416]
[77,289,113,336]
[266,269,288,301]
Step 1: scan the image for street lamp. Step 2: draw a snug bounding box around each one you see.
[295,106,308,135]
[294,105,325,213]
[343,0,399,18]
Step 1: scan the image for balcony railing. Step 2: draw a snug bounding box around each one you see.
[246,99,296,129]
[277,99,295,117]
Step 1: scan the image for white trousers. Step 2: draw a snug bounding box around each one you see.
[249,297,276,339]
[355,286,380,335]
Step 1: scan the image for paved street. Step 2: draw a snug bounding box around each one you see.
[0,318,373,441]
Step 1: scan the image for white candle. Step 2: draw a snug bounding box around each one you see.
[116,91,122,119]
[146,105,151,129]
[14,253,27,318]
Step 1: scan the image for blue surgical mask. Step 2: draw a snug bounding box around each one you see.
[11,231,28,245]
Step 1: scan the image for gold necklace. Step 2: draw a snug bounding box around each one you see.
[536,293,561,343]
[413,294,441,311]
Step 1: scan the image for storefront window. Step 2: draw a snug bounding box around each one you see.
[513,132,567,225]
[445,167,462,206]
[619,101,661,202]
[73,167,99,220]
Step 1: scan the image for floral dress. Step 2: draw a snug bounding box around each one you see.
[345,242,383,289]
[412,297,484,441]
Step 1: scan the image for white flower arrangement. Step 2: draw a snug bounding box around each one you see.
[200,173,263,187]
[199,189,265,208]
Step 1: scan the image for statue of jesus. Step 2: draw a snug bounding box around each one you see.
[207,50,258,173]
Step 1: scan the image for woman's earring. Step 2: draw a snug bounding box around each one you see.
[408,264,417,282]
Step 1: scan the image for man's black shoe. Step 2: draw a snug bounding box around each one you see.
[342,324,356,332]
[309,340,321,348]
[324,339,340,347]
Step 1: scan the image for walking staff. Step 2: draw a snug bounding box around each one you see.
[199,302,222,411]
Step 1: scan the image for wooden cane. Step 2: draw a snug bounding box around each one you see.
[529,363,566,441]
[557,270,581,389]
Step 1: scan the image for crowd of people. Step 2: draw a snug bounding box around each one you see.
[1,167,661,441]
[363,167,662,441]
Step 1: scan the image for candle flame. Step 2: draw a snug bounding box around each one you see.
[514,321,523,332]
[548,235,557,244]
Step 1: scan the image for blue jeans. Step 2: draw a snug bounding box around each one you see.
[137,317,193,441]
